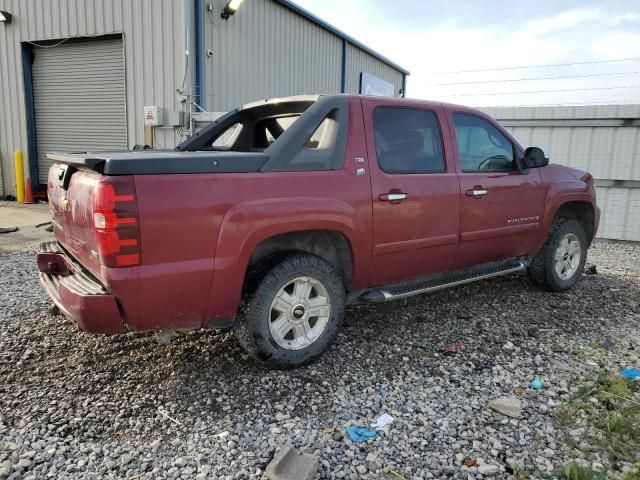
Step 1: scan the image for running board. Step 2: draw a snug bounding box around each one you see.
[361,259,528,303]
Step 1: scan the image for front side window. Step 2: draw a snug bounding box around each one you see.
[453,113,515,172]
[373,107,445,174]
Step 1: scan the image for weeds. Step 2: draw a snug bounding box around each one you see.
[557,462,607,480]
[554,371,640,475]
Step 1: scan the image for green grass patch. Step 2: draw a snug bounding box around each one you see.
[557,462,607,480]
[554,371,640,472]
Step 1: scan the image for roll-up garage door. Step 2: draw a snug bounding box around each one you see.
[32,36,127,183]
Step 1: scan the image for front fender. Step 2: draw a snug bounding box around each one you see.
[205,197,369,319]
[535,179,595,250]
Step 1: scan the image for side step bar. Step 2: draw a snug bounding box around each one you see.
[361,259,528,303]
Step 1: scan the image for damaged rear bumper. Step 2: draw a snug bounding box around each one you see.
[37,241,128,334]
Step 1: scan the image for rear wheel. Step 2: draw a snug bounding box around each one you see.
[234,253,345,369]
[528,218,587,292]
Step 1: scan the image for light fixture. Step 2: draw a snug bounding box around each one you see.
[221,0,243,19]
[0,11,12,24]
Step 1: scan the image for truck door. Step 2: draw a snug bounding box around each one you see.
[447,111,546,268]
[363,98,461,286]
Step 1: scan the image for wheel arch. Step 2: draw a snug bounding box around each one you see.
[536,189,597,253]
[246,230,354,290]
[552,200,595,242]
[205,196,370,321]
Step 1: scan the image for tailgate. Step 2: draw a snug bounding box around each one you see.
[48,164,103,278]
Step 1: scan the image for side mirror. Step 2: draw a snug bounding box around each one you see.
[522,147,548,168]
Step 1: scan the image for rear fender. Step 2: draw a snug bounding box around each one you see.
[205,197,368,319]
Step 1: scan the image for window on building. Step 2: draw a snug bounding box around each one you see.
[373,107,445,174]
[453,113,516,172]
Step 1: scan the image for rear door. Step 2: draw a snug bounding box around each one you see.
[447,111,546,268]
[363,98,460,286]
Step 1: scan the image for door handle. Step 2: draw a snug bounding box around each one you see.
[466,188,488,198]
[379,192,408,202]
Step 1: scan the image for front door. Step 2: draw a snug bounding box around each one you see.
[447,112,546,269]
[363,99,461,286]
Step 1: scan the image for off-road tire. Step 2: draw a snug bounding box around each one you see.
[528,218,588,292]
[234,253,345,369]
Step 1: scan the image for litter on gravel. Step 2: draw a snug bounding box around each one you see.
[0,242,638,479]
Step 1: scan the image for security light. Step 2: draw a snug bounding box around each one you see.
[221,0,243,19]
[0,11,12,23]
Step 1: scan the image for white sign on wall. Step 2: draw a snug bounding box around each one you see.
[360,72,395,97]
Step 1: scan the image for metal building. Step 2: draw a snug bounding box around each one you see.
[0,0,408,197]
[482,104,640,242]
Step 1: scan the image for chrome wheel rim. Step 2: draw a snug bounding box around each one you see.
[554,233,582,280]
[268,276,331,350]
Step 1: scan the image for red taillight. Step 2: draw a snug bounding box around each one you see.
[93,177,141,268]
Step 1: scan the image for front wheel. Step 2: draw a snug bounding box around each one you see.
[528,218,588,292]
[234,253,345,369]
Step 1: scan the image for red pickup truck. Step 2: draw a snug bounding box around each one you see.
[37,94,599,368]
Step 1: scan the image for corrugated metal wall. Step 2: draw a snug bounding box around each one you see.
[203,0,405,112]
[0,0,407,196]
[344,42,404,96]
[482,104,640,241]
[0,0,189,196]
[203,0,342,112]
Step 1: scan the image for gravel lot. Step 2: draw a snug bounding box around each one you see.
[1,241,639,479]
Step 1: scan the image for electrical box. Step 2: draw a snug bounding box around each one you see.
[164,111,185,127]
[144,106,163,126]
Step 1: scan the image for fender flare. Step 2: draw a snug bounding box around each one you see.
[535,181,595,250]
[206,197,369,318]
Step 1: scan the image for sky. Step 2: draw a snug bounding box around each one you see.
[293,0,640,107]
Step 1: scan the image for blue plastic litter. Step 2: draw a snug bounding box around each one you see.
[620,368,640,380]
[531,379,544,390]
[346,426,379,443]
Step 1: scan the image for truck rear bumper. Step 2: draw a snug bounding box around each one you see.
[37,241,128,334]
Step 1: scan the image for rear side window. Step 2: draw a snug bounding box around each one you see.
[373,107,445,174]
[453,113,515,172]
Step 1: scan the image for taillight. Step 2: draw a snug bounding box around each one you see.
[93,177,141,267]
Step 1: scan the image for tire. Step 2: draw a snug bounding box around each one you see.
[234,253,345,369]
[528,218,588,292]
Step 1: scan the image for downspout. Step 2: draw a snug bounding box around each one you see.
[402,73,407,98]
[21,44,39,189]
[340,38,347,93]
[194,0,205,109]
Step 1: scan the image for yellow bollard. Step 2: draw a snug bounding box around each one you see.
[14,150,25,203]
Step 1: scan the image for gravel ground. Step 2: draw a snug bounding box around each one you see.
[1,241,639,480]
